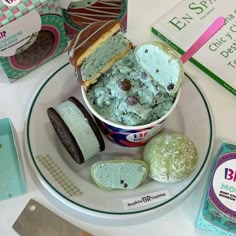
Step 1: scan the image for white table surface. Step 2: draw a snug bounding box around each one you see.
[1,0,236,235]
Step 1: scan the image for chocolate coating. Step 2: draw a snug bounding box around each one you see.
[68,20,120,67]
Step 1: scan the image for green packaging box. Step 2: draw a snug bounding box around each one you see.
[60,0,128,40]
[0,118,27,201]
[0,0,67,81]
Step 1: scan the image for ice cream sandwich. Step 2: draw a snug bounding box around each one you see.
[47,96,105,164]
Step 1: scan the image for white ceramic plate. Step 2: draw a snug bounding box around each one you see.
[24,63,215,222]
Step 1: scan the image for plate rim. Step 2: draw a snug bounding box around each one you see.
[24,62,215,216]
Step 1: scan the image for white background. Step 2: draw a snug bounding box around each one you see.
[1,0,236,235]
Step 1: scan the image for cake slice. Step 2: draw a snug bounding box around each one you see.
[91,159,148,190]
[68,20,133,89]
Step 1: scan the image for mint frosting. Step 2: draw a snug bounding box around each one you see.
[87,51,175,126]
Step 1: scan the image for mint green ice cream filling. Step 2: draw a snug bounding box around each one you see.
[92,162,147,189]
[87,51,176,126]
[81,32,130,81]
[56,101,100,160]
[135,44,180,91]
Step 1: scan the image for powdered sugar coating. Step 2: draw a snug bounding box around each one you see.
[143,132,198,183]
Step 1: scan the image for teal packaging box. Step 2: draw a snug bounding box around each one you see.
[0,0,67,81]
[196,142,236,235]
[60,0,128,40]
[0,118,27,201]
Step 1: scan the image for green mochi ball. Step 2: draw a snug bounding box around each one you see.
[143,132,198,183]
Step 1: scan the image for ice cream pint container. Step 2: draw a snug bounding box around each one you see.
[82,87,180,147]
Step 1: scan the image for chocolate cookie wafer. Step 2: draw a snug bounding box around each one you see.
[14,30,55,67]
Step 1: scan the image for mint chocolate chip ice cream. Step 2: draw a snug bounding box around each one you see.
[86,50,176,126]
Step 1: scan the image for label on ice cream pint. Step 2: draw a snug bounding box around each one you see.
[126,125,163,143]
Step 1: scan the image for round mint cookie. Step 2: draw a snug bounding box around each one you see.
[143,132,198,183]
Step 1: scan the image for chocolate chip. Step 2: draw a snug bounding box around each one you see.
[119,79,131,91]
[145,49,148,53]
[167,83,175,91]
[139,82,144,88]
[120,180,124,184]
[0,144,2,148]
[156,69,159,73]
[123,183,128,188]
[141,71,147,79]
[126,96,139,106]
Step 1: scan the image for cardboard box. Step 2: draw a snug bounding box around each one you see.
[60,0,128,40]
[196,142,236,235]
[0,117,27,201]
[0,0,67,81]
